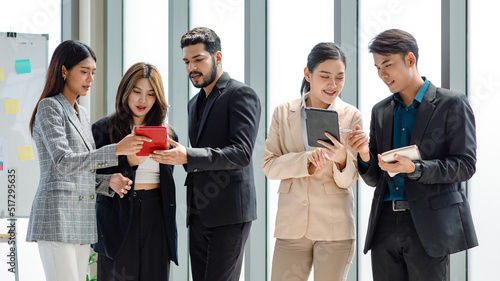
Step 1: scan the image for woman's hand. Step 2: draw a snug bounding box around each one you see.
[317,132,347,170]
[109,173,132,198]
[115,134,152,156]
[307,147,330,171]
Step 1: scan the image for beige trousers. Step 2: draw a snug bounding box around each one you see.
[271,236,355,281]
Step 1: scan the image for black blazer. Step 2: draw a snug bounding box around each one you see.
[185,72,261,227]
[90,117,178,265]
[360,81,478,257]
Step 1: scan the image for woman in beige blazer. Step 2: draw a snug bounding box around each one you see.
[263,42,362,281]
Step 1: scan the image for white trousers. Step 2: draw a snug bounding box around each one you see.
[38,241,90,281]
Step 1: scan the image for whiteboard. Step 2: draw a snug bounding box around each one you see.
[0,32,48,217]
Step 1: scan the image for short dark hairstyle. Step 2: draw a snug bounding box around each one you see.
[180,27,221,55]
[368,29,419,63]
[301,42,347,95]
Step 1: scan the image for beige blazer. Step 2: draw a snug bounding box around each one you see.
[263,97,362,241]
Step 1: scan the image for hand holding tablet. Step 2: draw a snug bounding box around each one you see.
[133,126,168,156]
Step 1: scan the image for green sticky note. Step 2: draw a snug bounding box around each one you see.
[0,66,4,81]
[15,59,31,74]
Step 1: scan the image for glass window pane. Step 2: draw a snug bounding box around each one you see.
[0,3,61,281]
[123,0,169,86]
[0,0,61,61]
[469,1,500,279]
[358,1,440,279]
[189,0,244,98]
[267,1,334,280]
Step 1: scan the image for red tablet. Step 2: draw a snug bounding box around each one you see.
[133,126,168,156]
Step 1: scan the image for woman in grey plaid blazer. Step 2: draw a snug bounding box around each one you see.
[26,40,150,281]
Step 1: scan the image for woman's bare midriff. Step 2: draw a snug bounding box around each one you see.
[134,183,160,190]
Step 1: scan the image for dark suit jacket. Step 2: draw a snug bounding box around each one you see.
[185,72,261,228]
[360,81,478,257]
[90,117,178,265]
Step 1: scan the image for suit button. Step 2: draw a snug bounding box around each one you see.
[302,200,308,206]
[194,169,199,172]
[90,194,95,200]
[79,195,84,200]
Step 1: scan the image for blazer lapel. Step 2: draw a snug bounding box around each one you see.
[55,94,93,151]
[382,100,395,153]
[188,97,198,146]
[191,72,231,146]
[288,99,305,152]
[195,90,221,145]
[411,82,437,146]
[77,105,96,150]
[331,98,346,128]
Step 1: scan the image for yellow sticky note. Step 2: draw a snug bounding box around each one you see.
[4,99,20,114]
[18,145,34,162]
[0,66,4,81]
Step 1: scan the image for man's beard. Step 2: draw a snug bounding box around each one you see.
[190,56,218,89]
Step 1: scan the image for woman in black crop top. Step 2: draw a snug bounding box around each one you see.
[91,62,178,281]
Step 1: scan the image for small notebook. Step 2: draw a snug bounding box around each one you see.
[380,144,421,177]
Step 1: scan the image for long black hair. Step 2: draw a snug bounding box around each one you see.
[30,40,96,135]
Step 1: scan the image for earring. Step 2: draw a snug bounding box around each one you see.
[63,76,66,81]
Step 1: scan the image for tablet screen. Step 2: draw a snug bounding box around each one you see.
[305,108,340,147]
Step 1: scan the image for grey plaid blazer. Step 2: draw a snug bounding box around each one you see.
[26,93,118,244]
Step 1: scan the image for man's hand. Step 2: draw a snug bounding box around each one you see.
[109,173,132,198]
[150,137,188,165]
[347,125,370,162]
[377,153,416,174]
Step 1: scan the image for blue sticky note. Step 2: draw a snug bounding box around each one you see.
[15,59,31,74]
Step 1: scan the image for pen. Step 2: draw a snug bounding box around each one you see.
[339,128,355,132]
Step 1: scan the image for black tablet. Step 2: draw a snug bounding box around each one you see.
[305,107,340,147]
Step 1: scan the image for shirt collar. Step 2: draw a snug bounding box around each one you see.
[415,77,429,103]
[393,77,429,106]
[301,92,334,110]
